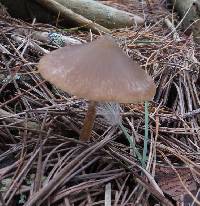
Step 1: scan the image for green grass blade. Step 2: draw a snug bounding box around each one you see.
[142,101,149,167]
[119,122,143,165]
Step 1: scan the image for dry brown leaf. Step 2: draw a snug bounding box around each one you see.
[156,166,197,203]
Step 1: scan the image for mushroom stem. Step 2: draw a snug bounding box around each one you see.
[80,101,97,141]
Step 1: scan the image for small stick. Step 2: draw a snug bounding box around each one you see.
[35,0,111,34]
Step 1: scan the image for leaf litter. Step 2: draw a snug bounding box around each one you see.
[0,0,200,205]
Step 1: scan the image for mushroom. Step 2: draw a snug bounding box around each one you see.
[38,35,156,141]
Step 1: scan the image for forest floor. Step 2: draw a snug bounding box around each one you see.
[0,0,200,205]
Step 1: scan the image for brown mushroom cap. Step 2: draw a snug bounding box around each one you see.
[38,36,156,103]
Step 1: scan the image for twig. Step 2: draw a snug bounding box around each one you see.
[35,0,111,34]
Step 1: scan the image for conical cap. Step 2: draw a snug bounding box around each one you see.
[38,36,156,103]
